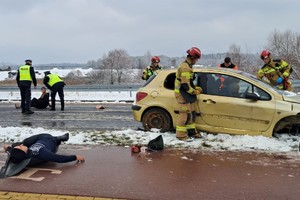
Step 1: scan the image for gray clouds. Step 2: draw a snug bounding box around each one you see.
[1,0,300,64]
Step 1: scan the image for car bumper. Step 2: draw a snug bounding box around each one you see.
[131,104,141,111]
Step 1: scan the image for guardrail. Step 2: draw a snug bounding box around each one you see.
[0,85,142,102]
[0,85,143,92]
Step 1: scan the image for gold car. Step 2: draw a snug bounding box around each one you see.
[132,68,300,137]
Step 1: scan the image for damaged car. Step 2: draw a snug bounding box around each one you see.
[132,68,300,137]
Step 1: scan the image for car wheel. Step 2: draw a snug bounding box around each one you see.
[142,108,172,132]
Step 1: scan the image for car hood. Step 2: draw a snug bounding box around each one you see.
[283,94,300,103]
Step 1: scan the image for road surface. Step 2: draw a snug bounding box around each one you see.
[0,102,300,200]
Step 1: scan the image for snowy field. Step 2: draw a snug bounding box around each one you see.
[1,68,300,155]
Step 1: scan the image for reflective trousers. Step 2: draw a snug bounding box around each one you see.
[175,95,198,139]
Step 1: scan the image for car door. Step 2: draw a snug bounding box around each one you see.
[194,72,276,133]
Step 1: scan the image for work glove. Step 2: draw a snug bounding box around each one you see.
[193,87,202,95]
[276,77,283,84]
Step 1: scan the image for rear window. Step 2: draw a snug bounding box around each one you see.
[142,74,157,87]
[164,73,176,90]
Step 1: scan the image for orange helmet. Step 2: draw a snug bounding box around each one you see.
[187,47,201,59]
[151,56,160,63]
[260,50,271,60]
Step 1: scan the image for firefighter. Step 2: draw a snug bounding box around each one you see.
[141,56,163,80]
[16,59,37,114]
[174,47,202,140]
[43,71,66,111]
[257,50,293,91]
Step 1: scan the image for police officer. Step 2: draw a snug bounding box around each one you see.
[43,71,66,111]
[257,50,293,91]
[16,59,37,114]
[174,47,202,140]
[141,56,163,80]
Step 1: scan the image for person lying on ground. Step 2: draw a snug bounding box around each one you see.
[3,133,85,165]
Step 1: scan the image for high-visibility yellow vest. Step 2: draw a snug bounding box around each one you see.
[19,65,32,81]
[47,74,64,86]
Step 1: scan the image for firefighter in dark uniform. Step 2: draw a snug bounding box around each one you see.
[217,57,239,92]
[142,56,163,80]
[174,47,202,140]
[43,71,66,111]
[218,57,238,70]
[16,59,37,114]
[257,50,292,91]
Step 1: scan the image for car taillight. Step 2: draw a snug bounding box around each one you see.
[136,92,148,101]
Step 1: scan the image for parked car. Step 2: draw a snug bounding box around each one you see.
[132,68,300,137]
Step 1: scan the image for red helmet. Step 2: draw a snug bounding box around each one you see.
[260,50,271,60]
[187,47,201,59]
[151,56,160,63]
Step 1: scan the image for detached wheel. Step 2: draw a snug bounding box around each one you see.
[142,108,172,132]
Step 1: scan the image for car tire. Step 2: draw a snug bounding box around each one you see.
[142,108,172,132]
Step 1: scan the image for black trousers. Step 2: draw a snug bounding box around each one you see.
[51,84,64,110]
[19,85,31,112]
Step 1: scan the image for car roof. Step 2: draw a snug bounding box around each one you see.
[159,67,248,77]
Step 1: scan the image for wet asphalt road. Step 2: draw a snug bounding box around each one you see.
[0,102,142,131]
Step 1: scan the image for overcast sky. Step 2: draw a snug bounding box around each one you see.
[1,0,300,64]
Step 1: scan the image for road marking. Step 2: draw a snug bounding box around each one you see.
[10,168,62,181]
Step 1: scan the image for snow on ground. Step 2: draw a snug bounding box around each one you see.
[0,90,136,102]
[1,125,300,155]
[0,68,94,81]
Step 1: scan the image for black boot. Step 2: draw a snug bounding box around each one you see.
[57,133,69,142]
[187,129,196,137]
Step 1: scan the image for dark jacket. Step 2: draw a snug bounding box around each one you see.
[12,134,76,163]
[31,93,49,109]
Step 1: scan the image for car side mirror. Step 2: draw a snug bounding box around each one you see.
[245,92,260,101]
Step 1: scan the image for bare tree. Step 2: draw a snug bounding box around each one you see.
[101,49,132,85]
[267,30,300,79]
[226,44,262,74]
[227,44,242,68]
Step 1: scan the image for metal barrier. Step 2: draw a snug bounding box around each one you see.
[0,85,142,92]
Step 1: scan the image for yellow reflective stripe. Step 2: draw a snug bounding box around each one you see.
[282,72,289,77]
[174,89,180,93]
[186,123,196,129]
[281,60,289,67]
[180,105,189,112]
[176,126,187,132]
[181,71,191,79]
[277,85,284,89]
[147,68,153,76]
[263,68,276,74]
[174,79,180,91]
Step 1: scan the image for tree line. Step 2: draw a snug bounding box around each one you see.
[86,30,300,85]
[2,30,299,85]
